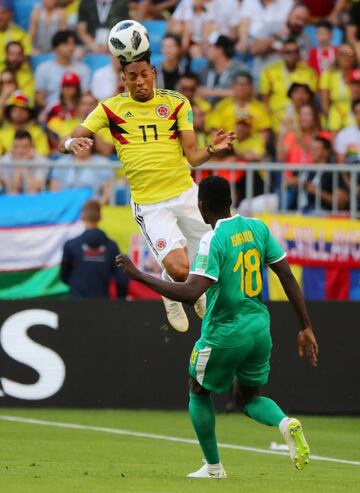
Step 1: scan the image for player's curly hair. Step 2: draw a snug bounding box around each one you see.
[198,176,232,214]
[120,50,152,70]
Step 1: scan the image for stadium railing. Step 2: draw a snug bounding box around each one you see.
[0,161,359,218]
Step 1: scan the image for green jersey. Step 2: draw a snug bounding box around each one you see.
[190,214,285,348]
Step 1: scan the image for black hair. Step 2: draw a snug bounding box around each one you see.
[214,35,235,59]
[232,70,253,84]
[6,40,24,53]
[198,176,232,214]
[351,98,360,111]
[316,20,333,31]
[52,30,76,50]
[120,50,152,70]
[180,71,200,84]
[282,35,299,46]
[314,135,332,152]
[162,32,182,48]
[14,129,32,142]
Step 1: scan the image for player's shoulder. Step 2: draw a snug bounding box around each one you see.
[198,230,216,255]
[155,88,189,104]
[96,92,131,112]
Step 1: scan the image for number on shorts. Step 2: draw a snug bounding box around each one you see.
[233,248,262,297]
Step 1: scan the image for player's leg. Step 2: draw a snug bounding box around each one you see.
[132,200,189,332]
[174,182,211,319]
[236,331,310,470]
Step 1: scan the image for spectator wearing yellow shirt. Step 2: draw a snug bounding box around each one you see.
[208,71,271,140]
[177,72,211,122]
[47,92,114,156]
[0,0,31,64]
[0,41,34,102]
[319,44,357,124]
[0,69,17,124]
[328,68,360,132]
[0,91,50,156]
[279,82,314,135]
[259,37,317,133]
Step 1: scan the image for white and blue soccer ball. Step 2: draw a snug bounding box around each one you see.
[108,20,150,62]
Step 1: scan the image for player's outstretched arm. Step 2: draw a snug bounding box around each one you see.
[270,258,319,367]
[116,255,212,304]
[179,129,234,167]
[59,126,94,155]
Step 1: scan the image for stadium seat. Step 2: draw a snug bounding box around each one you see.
[14,0,39,31]
[151,53,164,67]
[304,25,343,47]
[83,54,111,73]
[142,20,168,55]
[31,53,56,72]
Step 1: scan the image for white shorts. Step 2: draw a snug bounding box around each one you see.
[131,183,211,264]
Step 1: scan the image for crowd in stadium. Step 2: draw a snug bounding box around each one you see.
[0,0,359,212]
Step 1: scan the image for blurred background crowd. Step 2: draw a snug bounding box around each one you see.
[0,0,360,213]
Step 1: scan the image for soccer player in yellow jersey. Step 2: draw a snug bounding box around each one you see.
[59,51,234,332]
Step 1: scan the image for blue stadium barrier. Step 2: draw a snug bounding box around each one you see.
[31,53,56,72]
[14,0,39,31]
[83,54,111,73]
[304,25,344,47]
[142,20,168,55]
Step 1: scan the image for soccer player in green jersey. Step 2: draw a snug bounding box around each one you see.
[116,176,319,479]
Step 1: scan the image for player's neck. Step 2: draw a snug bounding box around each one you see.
[84,221,99,230]
[209,211,232,229]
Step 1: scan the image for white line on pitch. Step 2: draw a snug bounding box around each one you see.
[1,415,359,467]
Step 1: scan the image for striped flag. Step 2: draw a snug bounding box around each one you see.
[0,188,92,299]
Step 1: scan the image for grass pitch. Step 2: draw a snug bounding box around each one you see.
[0,408,359,493]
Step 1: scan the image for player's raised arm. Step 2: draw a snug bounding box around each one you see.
[270,258,319,367]
[116,255,212,304]
[59,126,94,155]
[179,129,234,167]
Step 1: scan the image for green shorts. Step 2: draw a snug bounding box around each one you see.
[189,330,272,393]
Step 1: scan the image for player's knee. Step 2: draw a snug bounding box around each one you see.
[166,260,189,282]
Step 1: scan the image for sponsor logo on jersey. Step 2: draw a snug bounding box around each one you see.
[156,104,170,118]
[155,238,167,250]
[124,111,134,118]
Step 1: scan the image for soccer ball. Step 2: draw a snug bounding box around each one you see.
[108,20,150,62]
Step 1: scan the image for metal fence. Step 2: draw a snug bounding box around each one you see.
[1,160,359,218]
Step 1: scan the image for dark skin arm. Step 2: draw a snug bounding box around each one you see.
[270,258,318,366]
[116,255,319,367]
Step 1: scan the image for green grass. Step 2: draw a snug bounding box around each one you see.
[0,409,359,493]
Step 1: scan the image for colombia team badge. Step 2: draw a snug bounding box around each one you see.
[156,104,170,118]
[156,238,167,250]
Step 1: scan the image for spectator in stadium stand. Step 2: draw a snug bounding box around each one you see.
[198,34,247,105]
[49,139,113,203]
[156,33,186,90]
[0,0,31,64]
[304,135,349,212]
[60,199,128,299]
[0,91,50,156]
[334,98,360,195]
[279,82,314,135]
[277,104,327,210]
[178,0,216,56]
[77,0,128,54]
[0,69,17,124]
[308,21,337,76]
[0,129,49,194]
[259,37,317,134]
[319,43,357,120]
[60,0,80,27]
[134,0,178,20]
[90,56,124,101]
[29,0,67,55]
[46,71,82,122]
[47,92,114,156]
[240,3,311,79]
[346,0,360,63]
[0,41,34,103]
[177,72,211,113]
[328,68,360,132]
[301,0,344,24]
[207,71,271,141]
[35,30,91,109]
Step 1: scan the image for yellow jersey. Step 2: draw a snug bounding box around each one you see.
[82,89,194,204]
[0,123,49,156]
[48,116,112,143]
[0,24,32,64]
[208,97,271,134]
[259,60,317,131]
[232,133,266,159]
[319,69,351,105]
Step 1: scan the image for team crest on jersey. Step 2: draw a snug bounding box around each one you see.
[156,104,170,118]
[156,238,167,250]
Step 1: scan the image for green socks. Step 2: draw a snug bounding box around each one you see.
[189,392,220,464]
[243,396,287,427]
